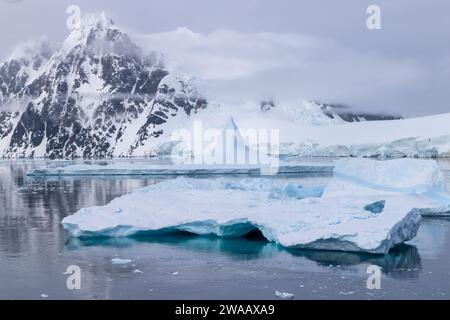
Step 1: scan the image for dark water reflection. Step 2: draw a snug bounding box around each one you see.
[67,233,423,280]
[1,160,450,299]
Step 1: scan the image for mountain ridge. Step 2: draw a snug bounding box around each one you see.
[0,13,403,159]
[0,14,207,158]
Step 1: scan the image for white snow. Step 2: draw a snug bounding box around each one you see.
[234,111,450,158]
[62,159,450,254]
[117,100,450,158]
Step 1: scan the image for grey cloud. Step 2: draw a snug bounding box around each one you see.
[0,0,449,116]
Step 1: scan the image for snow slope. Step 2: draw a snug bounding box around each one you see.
[62,158,450,254]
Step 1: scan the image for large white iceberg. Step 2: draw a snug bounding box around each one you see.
[62,159,450,254]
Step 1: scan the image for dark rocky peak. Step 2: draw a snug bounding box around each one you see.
[319,103,404,122]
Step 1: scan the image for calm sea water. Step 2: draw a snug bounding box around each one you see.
[1,159,450,300]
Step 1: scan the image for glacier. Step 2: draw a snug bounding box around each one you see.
[234,111,450,158]
[62,158,450,254]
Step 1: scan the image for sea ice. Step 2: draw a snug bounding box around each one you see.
[26,162,333,176]
[62,159,450,254]
[275,291,294,299]
[111,258,132,265]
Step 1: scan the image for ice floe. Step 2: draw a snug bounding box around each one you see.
[275,291,294,299]
[111,258,132,265]
[26,162,333,176]
[62,159,450,254]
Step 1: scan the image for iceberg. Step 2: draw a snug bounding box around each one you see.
[62,159,450,254]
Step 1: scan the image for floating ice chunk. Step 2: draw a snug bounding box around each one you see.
[41,294,49,298]
[133,269,143,274]
[364,200,386,214]
[62,193,416,254]
[111,258,132,265]
[62,159,450,254]
[275,291,294,299]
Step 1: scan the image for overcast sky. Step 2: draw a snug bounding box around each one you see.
[1,0,449,116]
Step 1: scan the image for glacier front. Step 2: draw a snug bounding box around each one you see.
[62,159,450,254]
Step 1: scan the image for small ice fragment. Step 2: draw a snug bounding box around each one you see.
[115,208,122,214]
[364,200,386,214]
[111,258,132,265]
[339,291,355,295]
[275,291,294,299]
[172,271,179,276]
[41,294,49,298]
[133,269,143,274]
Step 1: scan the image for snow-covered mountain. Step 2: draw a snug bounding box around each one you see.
[0,13,206,158]
[1,12,436,160]
[0,38,53,106]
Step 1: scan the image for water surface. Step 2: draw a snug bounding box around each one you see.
[1,159,450,299]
